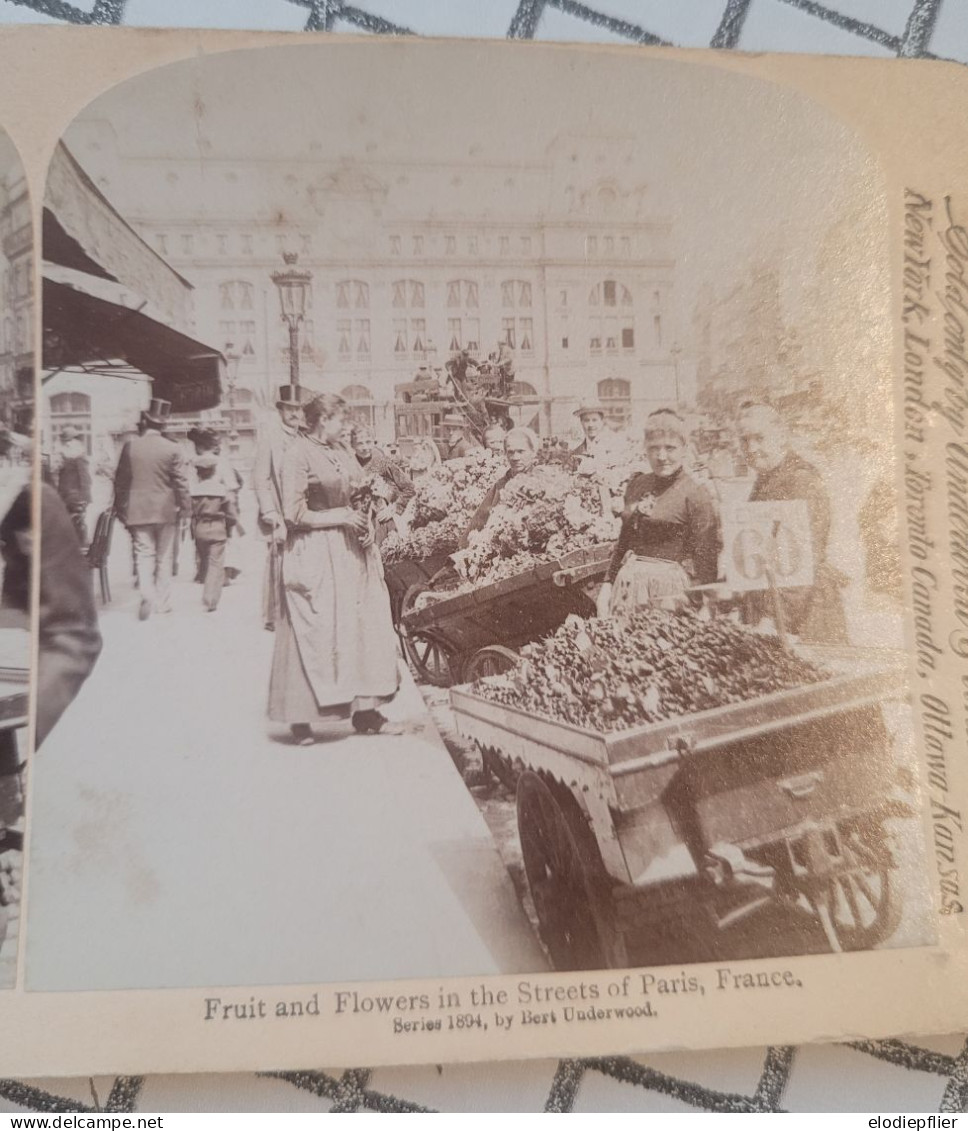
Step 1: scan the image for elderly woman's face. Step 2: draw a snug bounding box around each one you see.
[353,433,375,460]
[645,433,685,479]
[505,434,536,475]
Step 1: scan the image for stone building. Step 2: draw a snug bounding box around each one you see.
[61,122,681,456]
[0,144,32,437]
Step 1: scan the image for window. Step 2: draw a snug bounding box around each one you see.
[585,235,597,257]
[499,235,510,255]
[391,279,425,309]
[445,235,457,255]
[181,234,193,255]
[447,279,478,308]
[448,318,462,351]
[50,391,92,454]
[217,233,228,255]
[300,234,312,255]
[240,320,256,357]
[604,236,614,254]
[336,280,369,310]
[468,235,478,255]
[390,235,401,256]
[562,337,569,349]
[500,280,534,356]
[241,234,253,255]
[653,315,662,347]
[155,234,168,255]
[337,318,370,364]
[412,235,424,256]
[621,236,631,256]
[559,289,568,307]
[597,378,631,428]
[219,281,254,312]
[341,384,376,429]
[589,280,635,356]
[521,236,532,254]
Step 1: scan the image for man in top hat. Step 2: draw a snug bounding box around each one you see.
[441,412,481,462]
[113,398,191,621]
[55,424,92,547]
[253,384,308,630]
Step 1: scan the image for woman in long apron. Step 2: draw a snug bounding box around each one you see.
[597,408,720,622]
[268,393,400,744]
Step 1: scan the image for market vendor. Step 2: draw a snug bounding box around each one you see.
[597,409,720,619]
[442,413,482,461]
[736,402,848,644]
[351,425,416,541]
[458,427,539,549]
[571,402,627,473]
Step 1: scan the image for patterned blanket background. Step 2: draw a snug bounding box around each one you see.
[1,0,967,1113]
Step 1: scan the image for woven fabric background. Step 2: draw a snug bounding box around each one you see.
[1,0,967,1112]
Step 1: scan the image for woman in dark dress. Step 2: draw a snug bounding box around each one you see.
[597,409,720,619]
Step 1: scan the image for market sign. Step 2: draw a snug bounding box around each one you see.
[721,499,815,592]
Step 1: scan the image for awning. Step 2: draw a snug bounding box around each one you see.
[43,265,224,414]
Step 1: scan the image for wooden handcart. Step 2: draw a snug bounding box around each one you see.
[451,646,911,970]
[398,543,613,687]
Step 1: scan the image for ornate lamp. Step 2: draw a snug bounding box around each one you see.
[271,252,313,388]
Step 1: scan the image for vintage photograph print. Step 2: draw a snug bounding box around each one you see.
[0,125,33,991]
[28,39,935,1008]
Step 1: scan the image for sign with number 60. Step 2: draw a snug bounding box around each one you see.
[721,500,815,592]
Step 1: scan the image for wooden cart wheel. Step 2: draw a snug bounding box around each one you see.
[462,645,519,683]
[399,582,457,687]
[516,771,625,971]
[804,823,896,953]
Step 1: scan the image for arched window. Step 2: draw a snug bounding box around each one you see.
[391,278,426,360]
[341,384,376,429]
[50,391,93,453]
[589,280,634,356]
[500,279,534,356]
[597,378,631,429]
[446,279,480,354]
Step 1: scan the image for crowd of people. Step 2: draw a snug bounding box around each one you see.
[38,382,899,753]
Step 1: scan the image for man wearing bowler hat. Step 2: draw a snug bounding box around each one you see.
[114,398,190,621]
[571,402,626,468]
[441,412,481,462]
[253,384,308,630]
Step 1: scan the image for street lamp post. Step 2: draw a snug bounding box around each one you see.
[670,342,682,407]
[223,342,241,454]
[271,252,313,389]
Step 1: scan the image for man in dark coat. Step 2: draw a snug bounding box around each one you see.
[113,398,190,620]
[737,403,848,644]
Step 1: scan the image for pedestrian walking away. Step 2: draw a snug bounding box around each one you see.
[113,398,190,621]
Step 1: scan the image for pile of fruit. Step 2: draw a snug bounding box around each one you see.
[472,608,829,732]
[381,450,504,566]
[450,464,618,586]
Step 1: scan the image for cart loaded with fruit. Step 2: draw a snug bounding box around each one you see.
[448,508,913,972]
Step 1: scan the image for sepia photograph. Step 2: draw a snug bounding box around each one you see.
[26,37,936,1003]
[0,124,33,991]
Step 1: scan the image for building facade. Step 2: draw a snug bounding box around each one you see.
[62,124,680,457]
[0,158,33,436]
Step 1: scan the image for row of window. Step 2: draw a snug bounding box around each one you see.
[155,230,639,262]
[218,312,655,364]
[220,277,647,313]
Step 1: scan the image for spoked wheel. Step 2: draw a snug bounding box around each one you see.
[462,645,519,683]
[516,771,626,970]
[399,582,458,687]
[802,822,897,953]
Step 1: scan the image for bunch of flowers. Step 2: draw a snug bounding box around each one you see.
[381,450,504,565]
[450,464,620,587]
